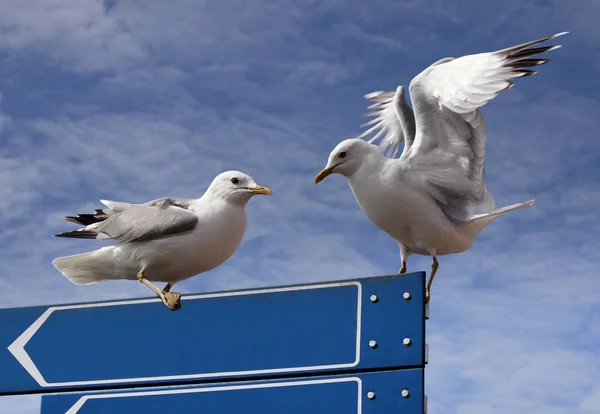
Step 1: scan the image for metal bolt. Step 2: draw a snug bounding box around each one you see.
[369,340,378,349]
[402,338,412,347]
[367,391,376,400]
[402,292,412,300]
[401,389,411,398]
[370,294,378,303]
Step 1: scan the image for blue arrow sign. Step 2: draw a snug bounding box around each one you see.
[41,369,424,414]
[0,273,425,395]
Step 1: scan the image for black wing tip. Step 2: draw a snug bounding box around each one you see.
[499,31,568,59]
[509,44,562,59]
[62,212,108,226]
[505,58,551,69]
[530,31,569,46]
[501,32,567,77]
[54,229,98,239]
[515,69,537,78]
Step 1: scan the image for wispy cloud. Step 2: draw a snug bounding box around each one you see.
[0,0,144,72]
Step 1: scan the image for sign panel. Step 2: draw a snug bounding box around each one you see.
[41,369,424,414]
[0,273,425,395]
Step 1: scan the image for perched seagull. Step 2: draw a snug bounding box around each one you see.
[53,171,272,310]
[315,32,567,302]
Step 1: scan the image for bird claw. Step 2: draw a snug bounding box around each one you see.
[160,291,182,311]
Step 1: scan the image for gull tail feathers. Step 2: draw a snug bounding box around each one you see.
[52,251,113,285]
[463,200,534,235]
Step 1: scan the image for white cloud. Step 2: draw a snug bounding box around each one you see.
[0,0,144,72]
[580,386,600,412]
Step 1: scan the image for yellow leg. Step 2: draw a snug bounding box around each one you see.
[136,269,162,296]
[136,270,182,311]
[425,257,438,303]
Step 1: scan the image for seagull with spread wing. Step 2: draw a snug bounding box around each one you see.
[53,171,272,310]
[315,32,567,302]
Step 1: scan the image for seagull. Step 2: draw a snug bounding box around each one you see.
[315,32,567,302]
[52,171,272,310]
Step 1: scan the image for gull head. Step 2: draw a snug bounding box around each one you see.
[315,138,377,183]
[207,171,272,205]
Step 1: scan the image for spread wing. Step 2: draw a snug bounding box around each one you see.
[358,86,416,159]
[55,203,199,243]
[404,32,567,222]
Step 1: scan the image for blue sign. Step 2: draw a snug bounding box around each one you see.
[41,369,424,414]
[0,273,426,395]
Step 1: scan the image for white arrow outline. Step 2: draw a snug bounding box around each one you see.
[66,377,363,414]
[8,281,362,387]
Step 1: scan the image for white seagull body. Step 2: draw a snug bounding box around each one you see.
[53,171,272,310]
[315,32,567,301]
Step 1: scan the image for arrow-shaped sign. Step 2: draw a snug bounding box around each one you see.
[0,273,425,395]
[41,369,425,414]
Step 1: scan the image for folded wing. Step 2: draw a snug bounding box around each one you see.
[64,197,194,226]
[55,202,199,243]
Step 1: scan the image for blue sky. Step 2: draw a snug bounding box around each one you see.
[1,0,599,413]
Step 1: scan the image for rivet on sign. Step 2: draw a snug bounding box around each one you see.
[369,340,378,349]
[401,389,411,398]
[402,292,412,300]
[367,391,376,400]
[402,337,412,347]
[370,294,378,303]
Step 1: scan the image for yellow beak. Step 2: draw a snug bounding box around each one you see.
[314,167,334,184]
[250,186,273,195]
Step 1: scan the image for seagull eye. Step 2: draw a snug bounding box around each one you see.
[231,177,239,184]
[339,151,347,158]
